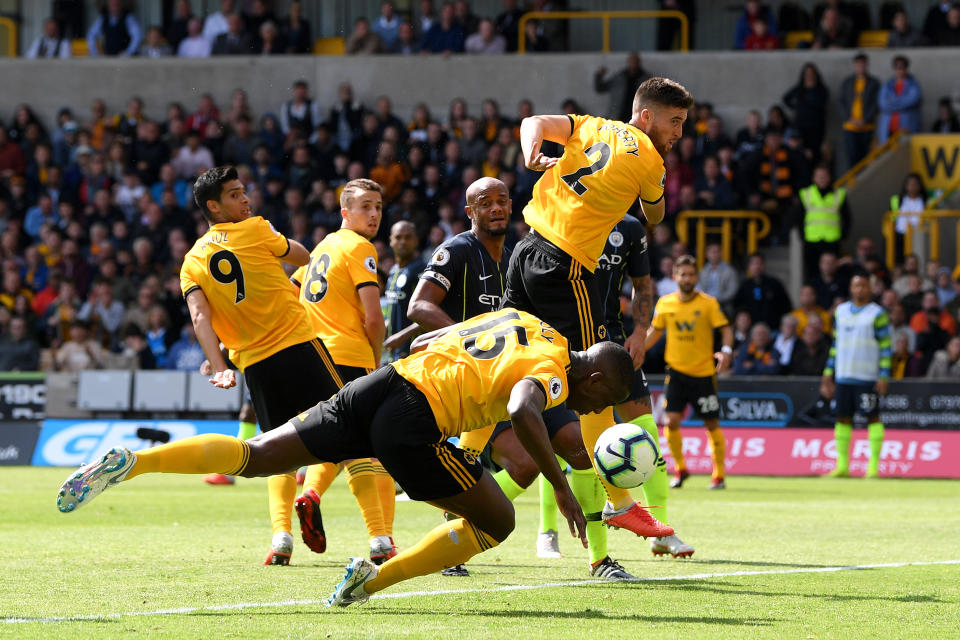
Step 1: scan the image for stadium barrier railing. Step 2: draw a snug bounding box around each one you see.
[0,16,17,57]
[674,209,771,270]
[517,10,689,53]
[834,130,903,191]
[882,209,960,270]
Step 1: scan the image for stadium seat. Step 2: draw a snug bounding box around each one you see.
[77,370,132,411]
[784,30,814,48]
[186,372,244,412]
[133,370,188,411]
[857,30,890,48]
[72,38,89,56]
[313,37,345,55]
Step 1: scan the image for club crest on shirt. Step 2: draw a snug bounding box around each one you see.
[608,231,623,247]
[431,248,450,266]
[365,256,378,273]
[548,376,563,400]
[396,273,407,288]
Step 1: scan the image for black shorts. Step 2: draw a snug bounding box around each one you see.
[334,363,375,386]
[490,404,580,444]
[835,382,879,419]
[294,366,484,501]
[607,326,650,403]
[243,338,342,431]
[663,369,720,420]
[501,232,605,351]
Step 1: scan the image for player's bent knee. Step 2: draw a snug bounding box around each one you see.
[553,425,590,470]
[501,458,538,488]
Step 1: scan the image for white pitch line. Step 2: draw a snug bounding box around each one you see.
[4,559,959,624]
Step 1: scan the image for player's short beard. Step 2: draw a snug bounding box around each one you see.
[678,281,695,294]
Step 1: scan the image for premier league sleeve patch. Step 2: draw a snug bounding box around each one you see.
[431,248,450,266]
[365,256,378,273]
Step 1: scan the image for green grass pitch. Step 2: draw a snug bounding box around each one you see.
[1,467,959,639]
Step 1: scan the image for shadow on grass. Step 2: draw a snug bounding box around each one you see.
[198,608,779,626]
[683,558,835,569]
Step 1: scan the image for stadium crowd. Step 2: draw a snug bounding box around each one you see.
[4,2,960,380]
[23,0,960,59]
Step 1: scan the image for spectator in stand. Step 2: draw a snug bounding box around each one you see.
[811,7,855,49]
[696,117,733,163]
[744,17,780,50]
[130,121,169,184]
[932,96,960,133]
[243,0,275,50]
[783,63,829,162]
[328,83,365,154]
[171,132,214,180]
[877,56,923,144]
[86,0,142,57]
[0,126,26,179]
[279,80,323,139]
[926,336,960,378]
[695,155,736,210]
[890,302,917,352]
[593,53,650,122]
[255,21,284,55]
[372,2,401,51]
[699,243,739,312]
[212,13,252,55]
[656,256,678,298]
[734,252,792,328]
[889,174,927,267]
[914,304,951,372]
[790,284,833,334]
[347,17,386,54]
[465,18,507,54]
[140,26,172,57]
[203,0,235,44]
[799,165,849,279]
[910,290,957,337]
[421,2,465,54]
[123,285,158,333]
[0,272,33,312]
[891,331,923,378]
[167,0,193,50]
[77,278,125,341]
[734,1,778,49]
[369,141,411,204]
[839,53,880,167]
[27,17,72,59]
[496,0,525,52]
[773,314,799,370]
[118,323,155,370]
[24,195,58,240]
[0,316,40,371]
[222,114,261,168]
[657,0,695,50]
[55,320,103,371]
[734,322,781,375]
[454,0,480,36]
[809,252,849,311]
[790,316,830,375]
[395,21,421,54]
[521,18,550,52]
[151,163,190,209]
[279,0,311,54]
[887,10,926,47]
[165,323,205,371]
[663,150,695,218]
[932,4,960,45]
[740,127,809,238]
[418,0,438,36]
[734,110,764,161]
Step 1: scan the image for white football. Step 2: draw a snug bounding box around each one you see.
[593,423,660,489]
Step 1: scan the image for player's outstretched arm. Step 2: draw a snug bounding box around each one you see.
[409,324,458,353]
[644,325,664,351]
[383,322,423,351]
[507,379,588,547]
[520,115,573,171]
[625,275,652,369]
[358,285,386,365]
[282,239,311,267]
[715,325,734,373]
[185,289,235,388]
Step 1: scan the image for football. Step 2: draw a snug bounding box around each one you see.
[592,423,660,489]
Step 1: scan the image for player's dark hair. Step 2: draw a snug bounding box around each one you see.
[633,77,694,115]
[193,166,239,221]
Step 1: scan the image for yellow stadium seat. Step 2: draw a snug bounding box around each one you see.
[857,30,890,48]
[313,37,345,55]
[72,38,90,56]
[784,30,813,48]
